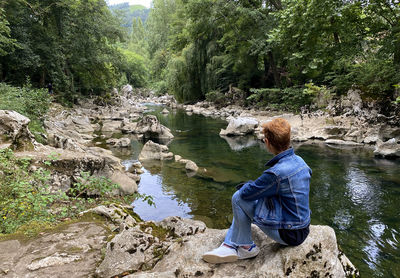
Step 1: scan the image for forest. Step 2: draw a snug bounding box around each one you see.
[0,0,399,108]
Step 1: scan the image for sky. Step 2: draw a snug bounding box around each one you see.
[107,0,152,8]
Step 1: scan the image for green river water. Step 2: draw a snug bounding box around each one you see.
[111,105,400,278]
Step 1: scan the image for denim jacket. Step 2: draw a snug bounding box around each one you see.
[239,147,311,230]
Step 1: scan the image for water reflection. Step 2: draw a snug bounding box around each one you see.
[111,105,400,278]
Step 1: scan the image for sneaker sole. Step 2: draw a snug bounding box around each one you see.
[238,252,259,259]
[202,254,238,264]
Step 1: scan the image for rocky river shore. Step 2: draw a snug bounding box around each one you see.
[2,84,397,277]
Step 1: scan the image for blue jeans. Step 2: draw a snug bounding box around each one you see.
[224,191,288,248]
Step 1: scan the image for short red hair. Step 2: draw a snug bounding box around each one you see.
[262,118,291,152]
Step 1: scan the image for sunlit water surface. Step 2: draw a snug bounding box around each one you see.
[109,105,400,278]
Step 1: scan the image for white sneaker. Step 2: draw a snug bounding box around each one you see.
[202,244,238,263]
[237,244,260,260]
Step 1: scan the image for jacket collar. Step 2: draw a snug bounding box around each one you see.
[265,147,294,167]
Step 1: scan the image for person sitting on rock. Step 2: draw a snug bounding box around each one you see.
[202,118,312,263]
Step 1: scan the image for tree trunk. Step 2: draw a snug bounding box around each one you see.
[268,51,281,87]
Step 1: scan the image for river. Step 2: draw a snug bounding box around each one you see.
[112,105,400,278]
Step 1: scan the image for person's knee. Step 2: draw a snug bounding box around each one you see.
[232,190,243,205]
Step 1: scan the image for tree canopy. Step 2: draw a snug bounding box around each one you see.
[147,0,400,104]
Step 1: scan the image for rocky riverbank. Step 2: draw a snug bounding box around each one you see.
[3,84,397,277]
[148,89,400,159]
[0,204,359,278]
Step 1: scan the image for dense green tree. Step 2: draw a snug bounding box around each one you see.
[0,0,125,97]
[147,0,400,104]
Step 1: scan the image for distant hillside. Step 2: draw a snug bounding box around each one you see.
[109,2,150,26]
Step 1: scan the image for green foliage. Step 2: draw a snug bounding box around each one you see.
[69,171,118,198]
[0,148,148,235]
[0,82,50,120]
[247,87,312,112]
[205,90,226,106]
[0,148,58,234]
[0,7,17,56]
[119,48,148,87]
[1,0,125,96]
[331,56,399,96]
[147,0,400,107]
[0,82,50,142]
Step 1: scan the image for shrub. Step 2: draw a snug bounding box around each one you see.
[0,82,51,142]
[0,148,57,234]
[205,90,226,106]
[0,82,50,119]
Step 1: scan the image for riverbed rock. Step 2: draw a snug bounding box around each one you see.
[325,139,363,146]
[161,108,169,114]
[121,84,133,95]
[96,217,207,278]
[220,117,258,136]
[0,221,108,278]
[0,110,34,150]
[134,115,174,142]
[106,137,131,148]
[185,160,199,172]
[139,140,174,161]
[82,204,137,228]
[110,171,138,194]
[101,120,122,133]
[374,138,400,158]
[70,115,94,133]
[122,224,357,278]
[15,145,138,195]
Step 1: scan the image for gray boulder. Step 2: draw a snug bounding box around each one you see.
[101,120,122,133]
[106,138,131,148]
[122,224,358,278]
[0,110,34,150]
[96,217,207,278]
[134,115,174,142]
[139,140,174,161]
[220,117,258,136]
[185,160,199,172]
[121,84,133,95]
[374,138,400,158]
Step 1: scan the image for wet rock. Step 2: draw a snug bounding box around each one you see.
[161,108,169,114]
[106,138,131,148]
[220,117,258,136]
[185,160,199,172]
[374,138,400,158]
[127,161,144,175]
[325,139,362,146]
[139,140,174,161]
[134,115,174,142]
[110,171,138,195]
